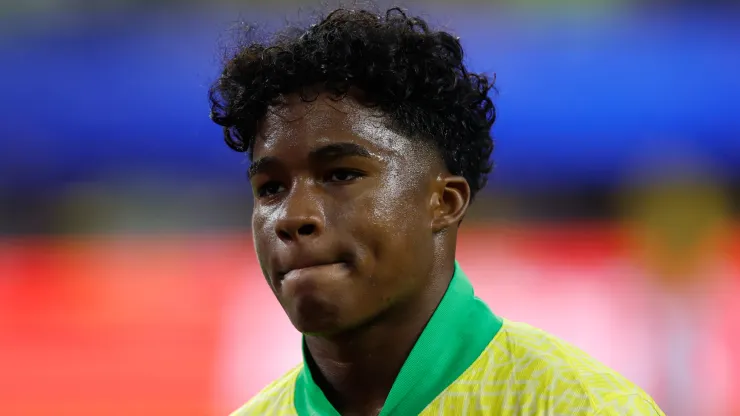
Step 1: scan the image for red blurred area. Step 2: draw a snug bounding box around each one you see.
[1,226,739,415]
[0,235,251,416]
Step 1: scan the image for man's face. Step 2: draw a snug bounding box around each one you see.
[249,93,443,336]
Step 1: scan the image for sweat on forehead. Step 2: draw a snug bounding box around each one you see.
[259,94,388,145]
[253,93,444,170]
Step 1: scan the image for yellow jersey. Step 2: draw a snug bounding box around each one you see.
[232,263,664,416]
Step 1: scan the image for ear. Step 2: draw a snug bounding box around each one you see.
[430,175,471,232]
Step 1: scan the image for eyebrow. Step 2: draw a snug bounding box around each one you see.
[248,142,375,179]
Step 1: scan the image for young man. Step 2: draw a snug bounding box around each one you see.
[209,7,665,416]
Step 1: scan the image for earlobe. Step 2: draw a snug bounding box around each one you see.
[431,175,471,232]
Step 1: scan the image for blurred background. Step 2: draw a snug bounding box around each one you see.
[1,0,739,414]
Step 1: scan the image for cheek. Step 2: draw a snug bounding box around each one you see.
[251,209,273,261]
[352,179,431,255]
[372,176,430,232]
[251,211,281,293]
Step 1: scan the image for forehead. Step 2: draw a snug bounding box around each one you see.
[254,93,436,162]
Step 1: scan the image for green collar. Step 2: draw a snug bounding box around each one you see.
[294,262,503,416]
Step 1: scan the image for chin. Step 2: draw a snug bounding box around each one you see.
[285,297,345,336]
[292,318,349,338]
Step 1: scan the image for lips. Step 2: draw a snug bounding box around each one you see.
[282,262,346,281]
[278,257,345,280]
[273,244,354,283]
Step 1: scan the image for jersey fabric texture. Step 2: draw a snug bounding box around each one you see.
[232,263,665,416]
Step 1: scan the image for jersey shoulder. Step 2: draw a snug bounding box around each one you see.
[229,364,302,416]
[490,319,664,414]
[422,319,664,415]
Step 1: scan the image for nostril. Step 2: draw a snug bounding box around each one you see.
[297,224,315,236]
[278,230,291,240]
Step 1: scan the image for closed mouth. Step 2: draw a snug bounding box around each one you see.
[281,262,346,280]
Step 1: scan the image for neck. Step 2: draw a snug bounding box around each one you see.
[304,262,454,415]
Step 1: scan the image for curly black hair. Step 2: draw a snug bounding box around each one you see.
[209,7,496,199]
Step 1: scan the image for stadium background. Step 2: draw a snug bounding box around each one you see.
[1,0,739,414]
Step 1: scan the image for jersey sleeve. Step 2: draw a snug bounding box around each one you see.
[593,394,666,416]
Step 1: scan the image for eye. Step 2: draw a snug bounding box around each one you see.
[257,181,285,197]
[328,169,363,183]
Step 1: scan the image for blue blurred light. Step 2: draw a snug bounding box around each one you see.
[0,9,738,191]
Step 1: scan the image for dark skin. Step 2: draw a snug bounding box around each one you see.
[249,92,471,416]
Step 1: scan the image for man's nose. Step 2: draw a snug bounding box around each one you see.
[274,185,325,243]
